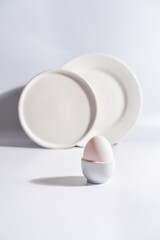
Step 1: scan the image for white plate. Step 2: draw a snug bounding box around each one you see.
[18,70,97,148]
[62,53,142,145]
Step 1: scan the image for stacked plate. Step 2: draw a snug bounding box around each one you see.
[18,54,142,148]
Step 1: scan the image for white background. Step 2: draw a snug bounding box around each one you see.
[0,1,160,240]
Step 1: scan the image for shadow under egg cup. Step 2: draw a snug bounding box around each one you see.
[81,158,115,184]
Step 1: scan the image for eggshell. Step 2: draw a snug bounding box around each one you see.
[83,136,113,162]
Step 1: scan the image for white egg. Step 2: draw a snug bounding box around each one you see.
[81,136,115,184]
[83,136,113,162]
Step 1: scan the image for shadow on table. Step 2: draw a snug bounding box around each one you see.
[31,176,94,187]
[0,87,40,148]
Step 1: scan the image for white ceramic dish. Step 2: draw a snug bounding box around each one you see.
[62,53,142,145]
[81,158,115,184]
[18,69,97,148]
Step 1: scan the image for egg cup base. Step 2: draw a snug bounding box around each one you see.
[81,158,115,184]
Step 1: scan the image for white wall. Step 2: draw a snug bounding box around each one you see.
[0,0,160,130]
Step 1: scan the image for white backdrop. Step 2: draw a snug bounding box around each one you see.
[0,0,160,138]
[1,2,160,240]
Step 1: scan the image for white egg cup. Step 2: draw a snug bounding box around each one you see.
[81,158,115,184]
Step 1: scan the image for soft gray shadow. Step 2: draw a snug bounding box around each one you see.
[31,176,93,187]
[0,87,40,148]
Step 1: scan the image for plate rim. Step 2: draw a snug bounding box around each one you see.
[18,69,97,149]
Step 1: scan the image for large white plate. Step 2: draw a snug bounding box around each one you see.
[62,54,142,145]
[18,70,97,148]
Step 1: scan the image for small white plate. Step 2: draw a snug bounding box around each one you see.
[18,70,97,148]
[62,53,142,145]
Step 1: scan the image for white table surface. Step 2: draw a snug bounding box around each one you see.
[0,140,160,240]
